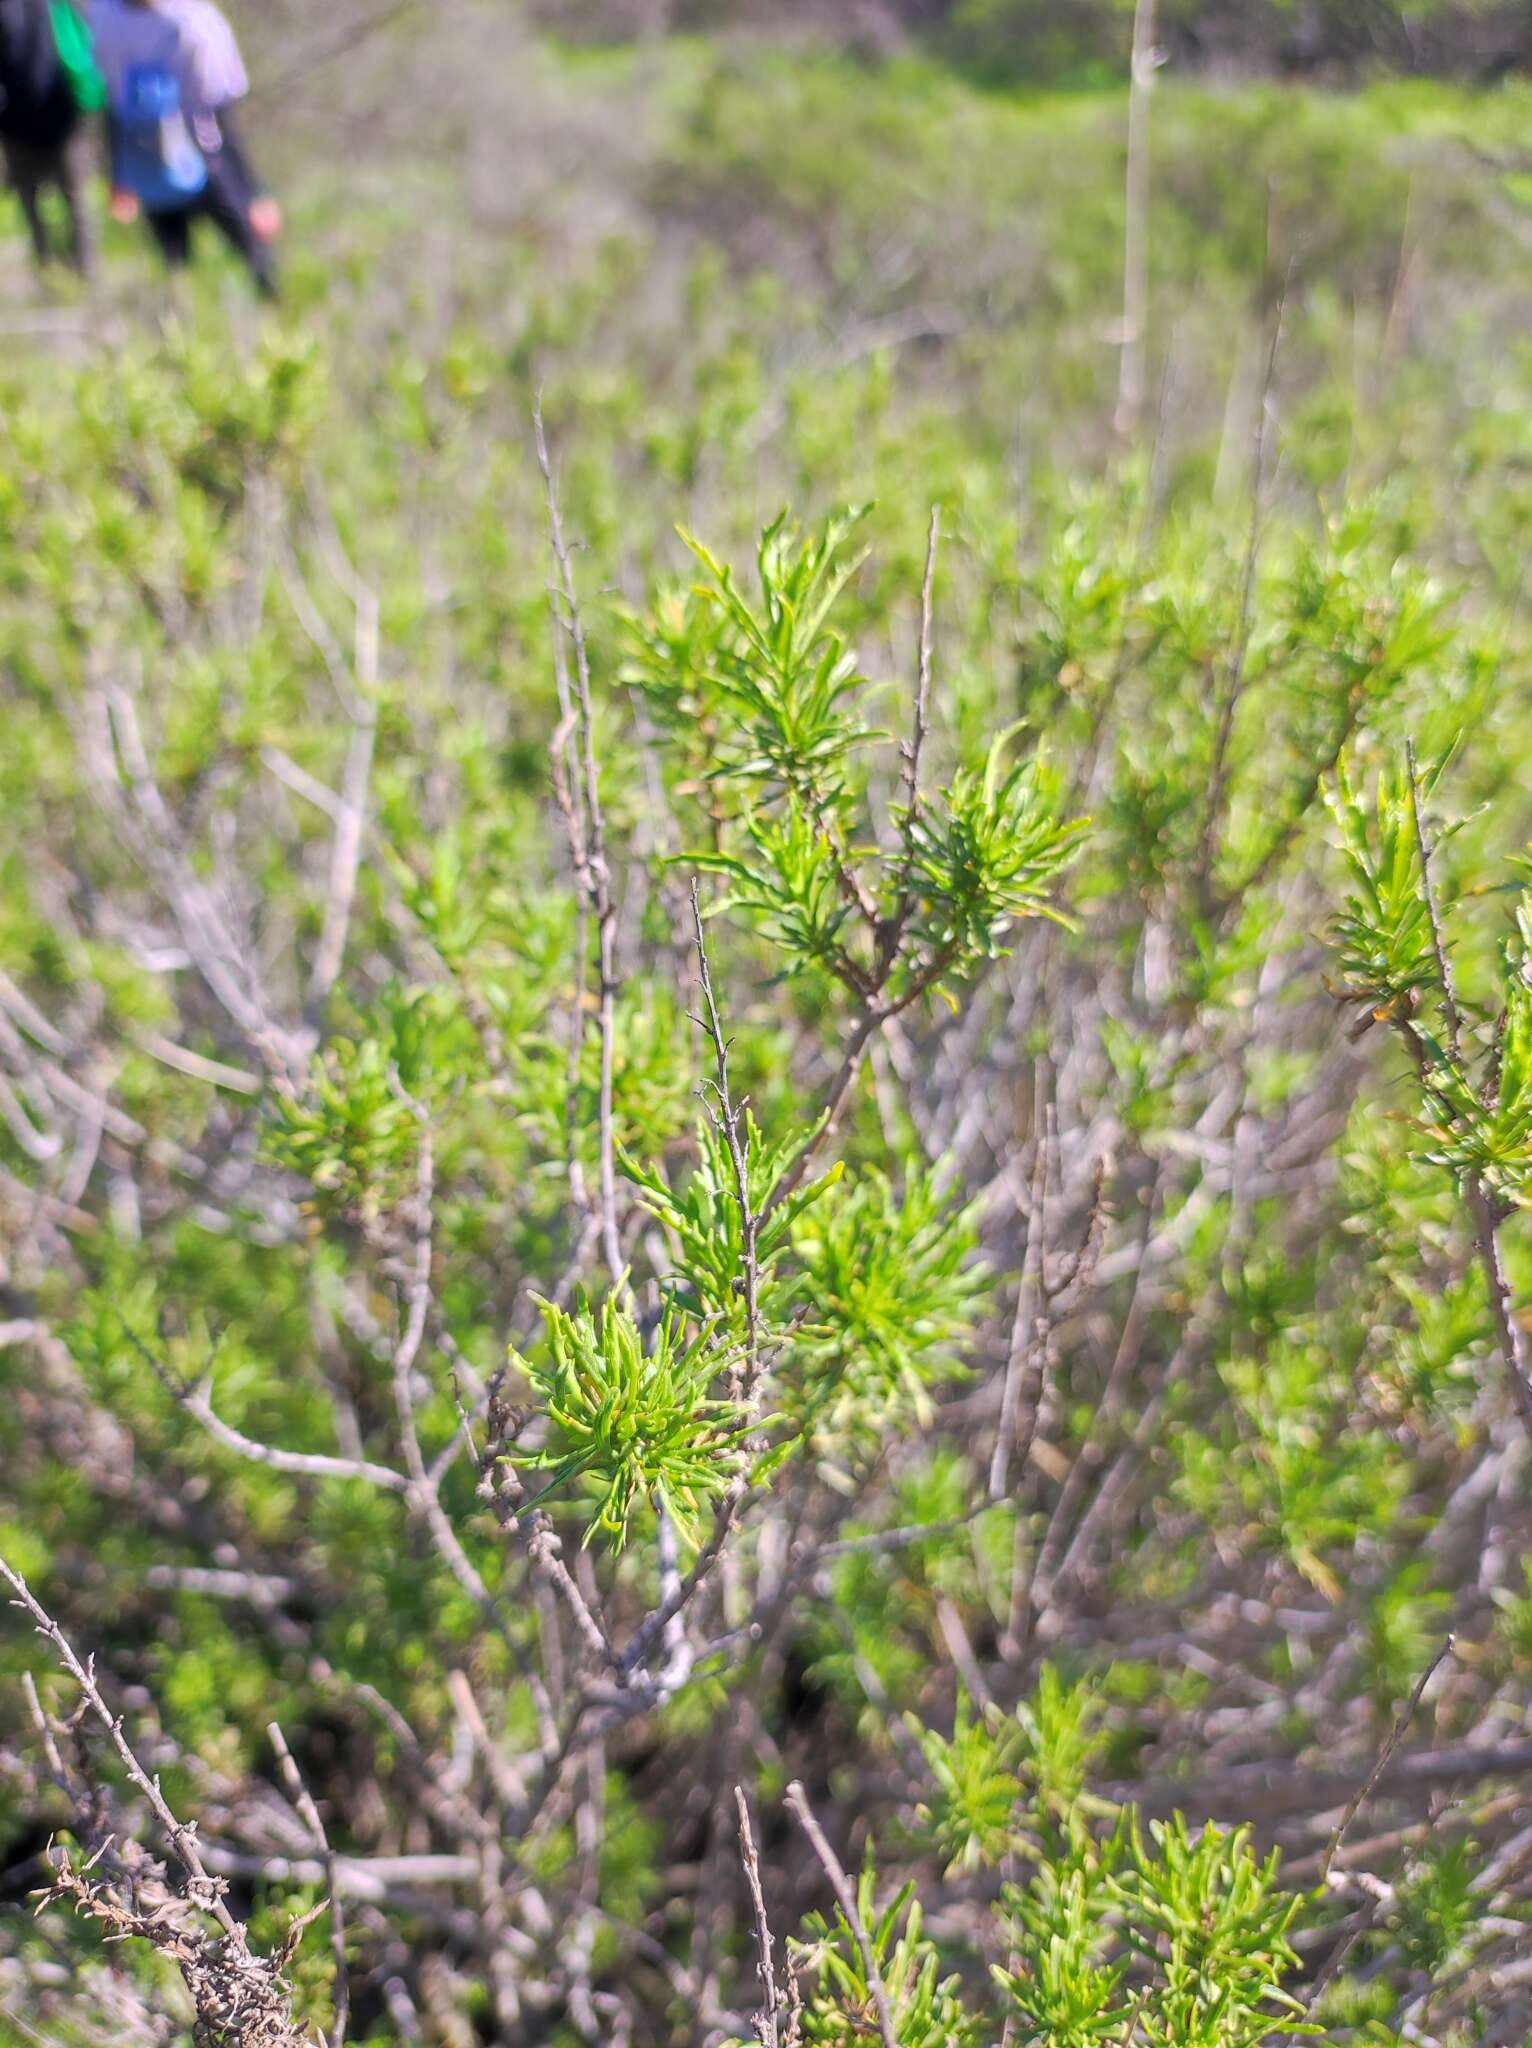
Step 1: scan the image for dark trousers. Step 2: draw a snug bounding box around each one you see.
[1,127,94,275]
[146,151,276,298]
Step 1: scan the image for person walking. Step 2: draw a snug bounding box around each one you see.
[89,0,280,296]
[0,0,98,275]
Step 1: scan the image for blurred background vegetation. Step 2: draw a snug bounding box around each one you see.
[544,0,1532,80]
[6,2,1532,2044]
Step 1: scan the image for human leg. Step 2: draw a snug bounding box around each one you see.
[200,154,278,298]
[56,129,95,278]
[2,135,51,266]
[146,205,193,270]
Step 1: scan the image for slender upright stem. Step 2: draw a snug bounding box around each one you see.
[536,398,623,1290]
[1195,278,1287,902]
[785,1780,898,2048]
[1469,1189,1532,1450]
[270,1721,350,2048]
[691,881,762,1398]
[1319,1635,1454,1886]
[902,506,940,835]
[1405,738,1463,1062]
[734,1787,781,2048]
[1115,0,1158,439]
[990,1079,1051,1501]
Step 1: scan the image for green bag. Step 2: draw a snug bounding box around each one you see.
[49,0,106,114]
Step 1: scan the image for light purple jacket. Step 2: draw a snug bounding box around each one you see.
[87,0,248,152]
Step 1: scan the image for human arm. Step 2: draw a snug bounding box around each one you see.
[213,99,281,239]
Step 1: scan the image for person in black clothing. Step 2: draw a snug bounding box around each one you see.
[0,0,94,273]
[138,96,274,293]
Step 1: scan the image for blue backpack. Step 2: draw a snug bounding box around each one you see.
[112,57,205,208]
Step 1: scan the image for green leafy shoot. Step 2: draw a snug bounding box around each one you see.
[909,1695,1023,1875]
[684,509,875,807]
[1326,748,1532,1211]
[900,729,1088,984]
[265,1030,420,1222]
[996,1814,1312,2048]
[1421,970,1532,1207]
[994,1859,1127,2046]
[1015,1663,1112,1837]
[789,1165,988,1450]
[1389,1836,1483,1977]
[689,805,862,982]
[1110,1815,1313,2048]
[624,1112,843,1332]
[792,1861,984,2048]
[1325,751,1459,1037]
[506,1295,751,1550]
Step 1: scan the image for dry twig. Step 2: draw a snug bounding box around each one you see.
[784,1779,898,2048]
